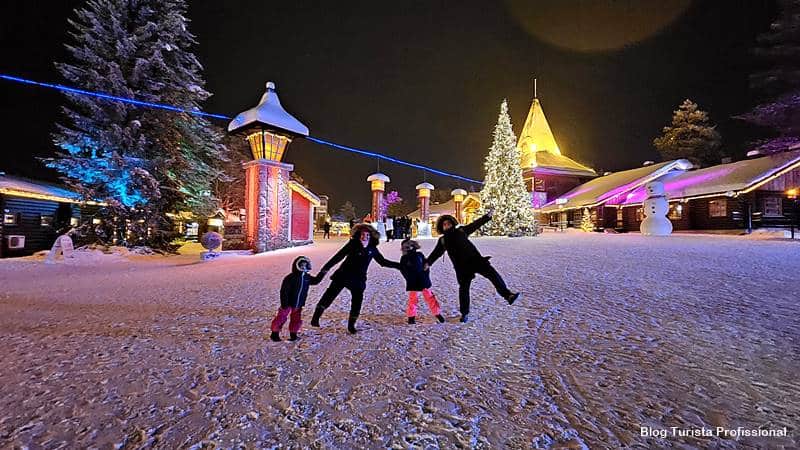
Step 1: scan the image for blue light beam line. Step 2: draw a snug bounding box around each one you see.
[306,136,484,185]
[1,73,484,184]
[0,74,232,120]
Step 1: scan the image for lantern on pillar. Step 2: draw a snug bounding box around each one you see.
[228,81,309,253]
[416,182,434,238]
[451,188,468,224]
[366,173,390,240]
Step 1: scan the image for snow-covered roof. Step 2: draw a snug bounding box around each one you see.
[617,149,800,205]
[0,173,83,203]
[528,151,598,177]
[408,193,480,219]
[366,173,390,183]
[289,181,321,206]
[227,82,309,136]
[416,182,434,190]
[540,159,693,212]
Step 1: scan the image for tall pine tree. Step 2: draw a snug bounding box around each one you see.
[477,100,537,236]
[653,99,722,167]
[739,0,800,153]
[49,0,225,248]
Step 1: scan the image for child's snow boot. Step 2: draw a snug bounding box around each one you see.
[269,332,281,342]
[289,333,299,341]
[436,314,445,323]
[408,317,416,324]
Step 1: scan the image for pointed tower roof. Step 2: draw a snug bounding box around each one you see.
[517,98,596,177]
[228,81,309,136]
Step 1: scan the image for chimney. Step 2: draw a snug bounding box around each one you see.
[603,171,613,176]
[643,160,654,166]
[746,150,761,159]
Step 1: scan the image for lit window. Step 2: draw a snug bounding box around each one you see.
[616,208,623,224]
[92,218,102,225]
[3,211,17,225]
[70,217,80,227]
[762,197,782,217]
[668,204,683,220]
[709,199,727,218]
[40,215,54,227]
[635,207,644,222]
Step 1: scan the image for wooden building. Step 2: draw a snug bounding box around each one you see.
[0,173,89,257]
[517,97,597,207]
[539,149,800,233]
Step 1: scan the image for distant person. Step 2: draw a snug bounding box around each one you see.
[322,221,331,239]
[400,239,445,324]
[426,209,520,323]
[311,224,401,334]
[385,216,394,242]
[269,256,324,342]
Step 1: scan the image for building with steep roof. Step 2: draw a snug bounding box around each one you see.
[517,97,597,207]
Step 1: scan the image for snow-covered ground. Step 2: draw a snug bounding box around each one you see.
[1,233,798,448]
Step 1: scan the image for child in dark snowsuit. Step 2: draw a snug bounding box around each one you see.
[400,239,445,324]
[310,224,401,334]
[270,256,324,342]
[426,211,520,323]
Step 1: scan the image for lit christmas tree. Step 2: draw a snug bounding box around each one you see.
[48,0,226,248]
[580,208,594,232]
[477,100,538,236]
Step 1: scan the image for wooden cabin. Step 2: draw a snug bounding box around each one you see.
[0,174,88,257]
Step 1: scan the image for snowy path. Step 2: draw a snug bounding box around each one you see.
[0,233,798,448]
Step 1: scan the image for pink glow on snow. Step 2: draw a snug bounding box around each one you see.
[618,166,736,205]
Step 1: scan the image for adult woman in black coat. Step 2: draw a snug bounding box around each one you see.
[426,210,520,322]
[311,224,401,334]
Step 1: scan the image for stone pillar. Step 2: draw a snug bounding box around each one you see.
[416,182,434,238]
[367,173,390,239]
[244,159,294,253]
[451,188,467,224]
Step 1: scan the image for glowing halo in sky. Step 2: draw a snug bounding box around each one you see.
[504,0,693,53]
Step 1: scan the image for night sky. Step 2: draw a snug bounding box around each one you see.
[0,1,778,215]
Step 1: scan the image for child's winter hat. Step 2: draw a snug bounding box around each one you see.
[293,256,312,272]
[401,239,421,253]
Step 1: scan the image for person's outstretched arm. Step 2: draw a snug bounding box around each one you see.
[426,237,445,266]
[320,240,353,273]
[373,248,401,269]
[461,212,493,236]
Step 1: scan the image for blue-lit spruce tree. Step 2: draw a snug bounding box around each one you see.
[49,0,225,249]
[477,100,538,236]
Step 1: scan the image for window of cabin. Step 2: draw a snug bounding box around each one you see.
[708,199,727,218]
[635,207,644,222]
[40,215,54,227]
[762,197,783,217]
[3,210,18,225]
[70,217,80,227]
[668,204,683,220]
[616,207,623,225]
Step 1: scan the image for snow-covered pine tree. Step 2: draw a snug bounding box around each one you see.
[49,0,225,249]
[738,0,800,153]
[653,99,722,167]
[580,208,594,232]
[477,100,537,236]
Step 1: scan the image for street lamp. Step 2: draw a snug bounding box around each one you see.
[788,188,799,239]
[228,81,309,252]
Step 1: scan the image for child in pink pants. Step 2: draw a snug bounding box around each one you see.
[270,256,323,342]
[400,239,445,324]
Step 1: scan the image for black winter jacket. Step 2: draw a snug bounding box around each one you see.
[280,269,323,309]
[399,250,432,291]
[427,214,492,280]
[320,233,400,289]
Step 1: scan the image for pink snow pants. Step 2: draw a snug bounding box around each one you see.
[406,289,441,317]
[271,307,303,333]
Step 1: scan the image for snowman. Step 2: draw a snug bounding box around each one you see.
[640,181,673,236]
